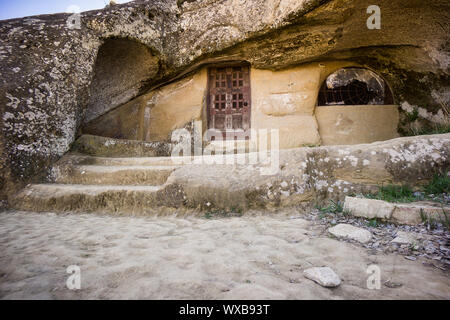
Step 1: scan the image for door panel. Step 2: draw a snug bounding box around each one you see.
[207,65,251,140]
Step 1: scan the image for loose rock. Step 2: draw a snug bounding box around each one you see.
[303,267,341,288]
[328,224,372,243]
[391,231,424,245]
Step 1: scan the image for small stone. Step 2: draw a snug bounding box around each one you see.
[425,244,436,254]
[303,267,341,288]
[404,256,417,261]
[384,279,403,288]
[391,231,421,245]
[328,223,372,243]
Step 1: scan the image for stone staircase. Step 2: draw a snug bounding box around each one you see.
[10,133,450,217]
[11,136,189,215]
[10,134,282,215]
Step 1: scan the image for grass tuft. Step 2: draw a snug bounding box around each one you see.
[317,200,347,215]
[367,218,379,228]
[204,207,243,219]
[365,184,415,203]
[405,108,419,123]
[423,171,449,195]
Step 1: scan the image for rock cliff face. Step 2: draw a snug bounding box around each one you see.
[0,0,449,204]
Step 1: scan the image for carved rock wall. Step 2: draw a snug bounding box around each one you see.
[0,0,449,204]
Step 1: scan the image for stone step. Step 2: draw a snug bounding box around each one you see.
[65,153,180,166]
[10,184,186,214]
[203,139,256,154]
[53,165,179,186]
[63,152,267,167]
[72,134,172,157]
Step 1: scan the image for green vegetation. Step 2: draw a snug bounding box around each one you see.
[359,173,449,228]
[316,174,449,228]
[318,212,328,220]
[366,218,380,228]
[407,122,450,136]
[405,107,419,123]
[302,143,320,148]
[317,200,350,217]
[318,200,343,214]
[399,104,450,136]
[420,208,449,230]
[204,207,243,219]
[409,241,419,251]
[423,171,449,195]
[364,172,449,204]
[365,184,416,203]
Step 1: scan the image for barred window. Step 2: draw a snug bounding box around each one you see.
[318,68,393,106]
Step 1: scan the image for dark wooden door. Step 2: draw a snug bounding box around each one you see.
[207,65,251,140]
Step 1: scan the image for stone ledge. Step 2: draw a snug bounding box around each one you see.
[343,196,449,225]
[72,135,172,157]
[392,202,449,225]
[343,196,394,219]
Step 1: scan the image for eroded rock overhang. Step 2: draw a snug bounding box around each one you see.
[0,0,449,204]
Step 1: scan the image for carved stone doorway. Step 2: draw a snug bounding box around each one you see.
[207,64,251,140]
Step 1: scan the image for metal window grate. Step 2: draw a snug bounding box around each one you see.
[318,68,393,106]
[318,79,374,105]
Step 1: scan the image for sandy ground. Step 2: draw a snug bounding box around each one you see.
[0,210,449,300]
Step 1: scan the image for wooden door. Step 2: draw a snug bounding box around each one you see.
[207,65,251,140]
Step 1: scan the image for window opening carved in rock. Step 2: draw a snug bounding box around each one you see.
[318,68,394,106]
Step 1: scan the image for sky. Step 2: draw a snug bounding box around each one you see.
[0,0,132,20]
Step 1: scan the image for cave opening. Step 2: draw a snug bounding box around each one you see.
[84,38,159,125]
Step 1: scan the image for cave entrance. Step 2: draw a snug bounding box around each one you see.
[83,38,159,126]
[207,64,251,140]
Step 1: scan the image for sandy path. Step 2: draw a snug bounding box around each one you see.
[0,210,448,300]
